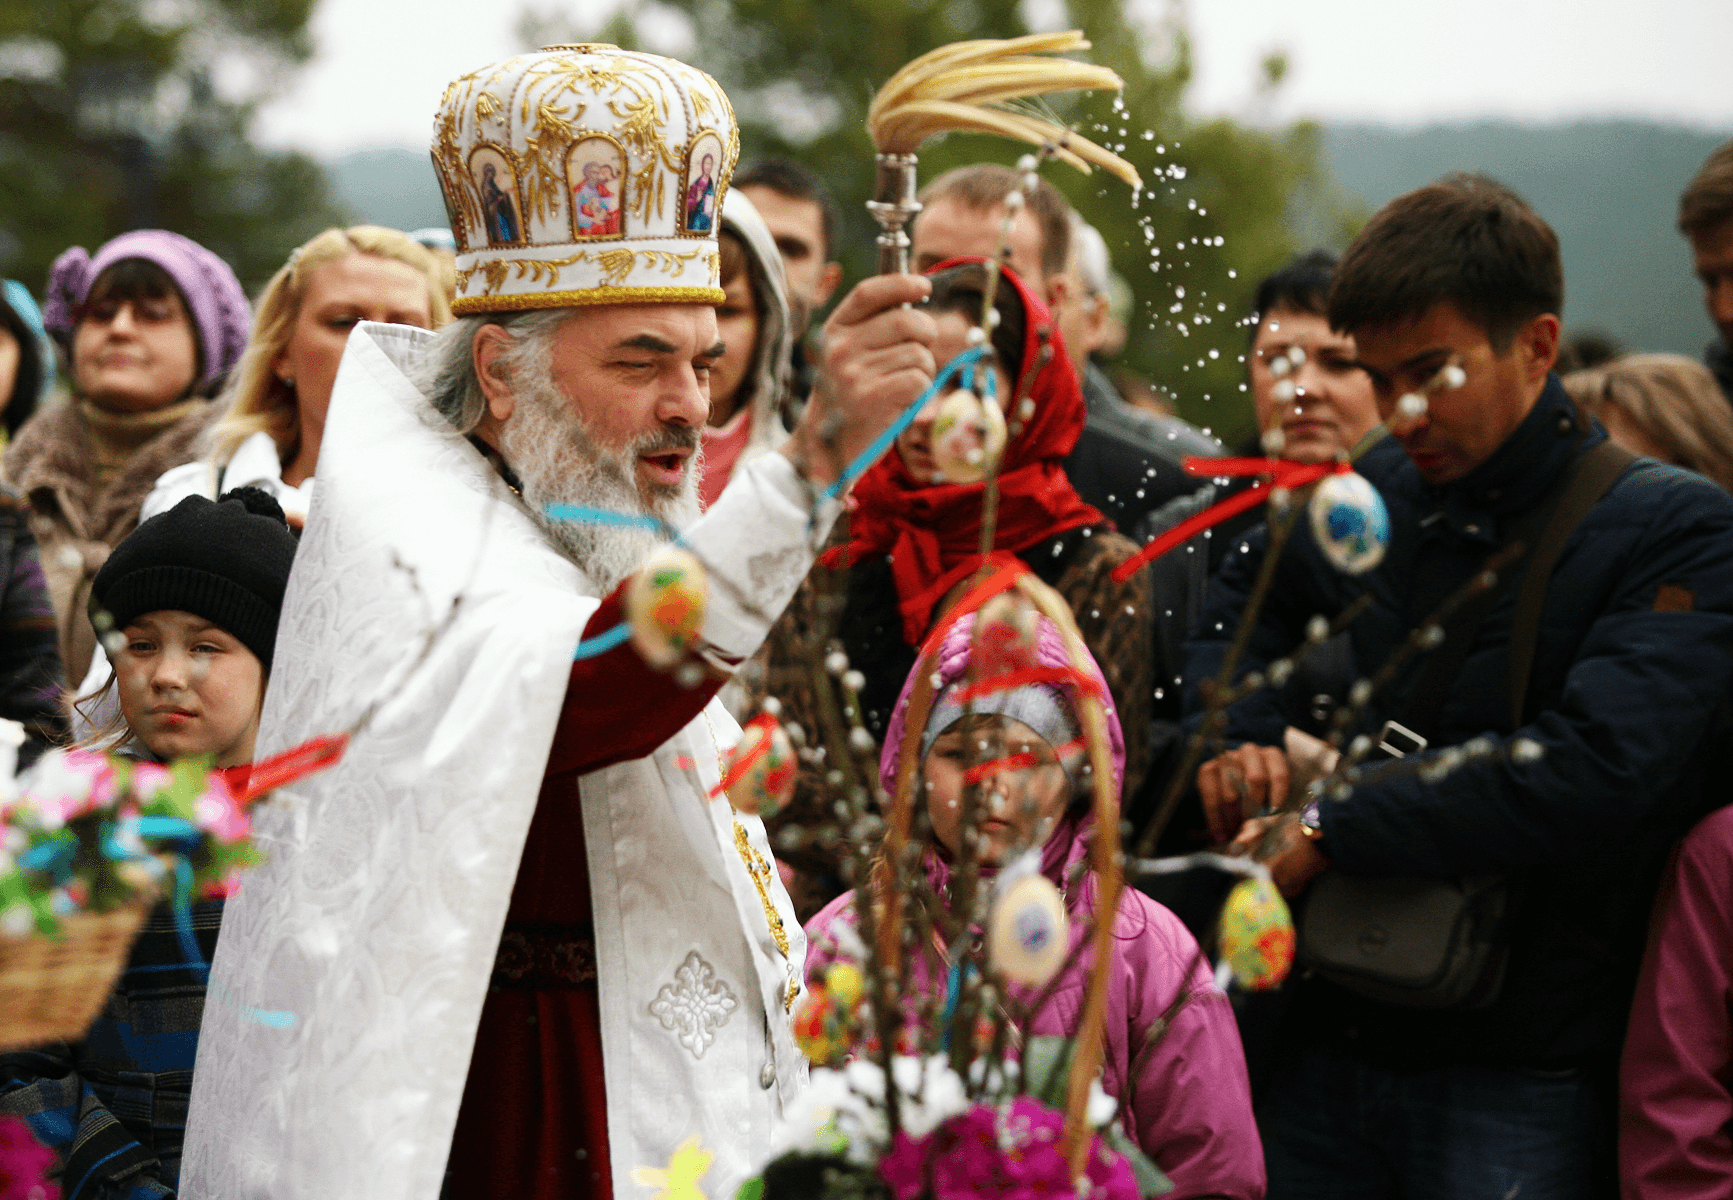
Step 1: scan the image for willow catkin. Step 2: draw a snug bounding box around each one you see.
[867,32,1142,189]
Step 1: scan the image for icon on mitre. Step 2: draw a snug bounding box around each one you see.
[567,136,626,239]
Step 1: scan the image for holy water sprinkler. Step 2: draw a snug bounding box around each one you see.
[865,32,1143,274]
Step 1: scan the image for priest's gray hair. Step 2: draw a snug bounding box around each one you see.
[411,309,573,433]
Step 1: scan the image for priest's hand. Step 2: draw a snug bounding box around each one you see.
[786,274,936,489]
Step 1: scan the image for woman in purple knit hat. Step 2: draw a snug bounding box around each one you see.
[804,614,1266,1200]
[2,230,251,684]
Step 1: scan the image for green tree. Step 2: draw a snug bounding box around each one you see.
[0,0,345,296]
[522,0,1361,444]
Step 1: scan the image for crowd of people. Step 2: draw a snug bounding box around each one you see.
[0,41,1725,1200]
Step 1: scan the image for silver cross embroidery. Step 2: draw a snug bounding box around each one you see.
[649,950,739,1059]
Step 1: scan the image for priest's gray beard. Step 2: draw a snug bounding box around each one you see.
[501,370,703,593]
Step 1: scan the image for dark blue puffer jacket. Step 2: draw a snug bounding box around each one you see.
[1186,375,1733,1068]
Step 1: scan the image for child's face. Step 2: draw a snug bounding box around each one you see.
[924,716,1070,866]
[114,611,264,768]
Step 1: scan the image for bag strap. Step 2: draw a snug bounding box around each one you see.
[1399,438,1634,740]
[1505,439,1635,728]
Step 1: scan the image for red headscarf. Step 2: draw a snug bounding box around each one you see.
[827,260,1106,644]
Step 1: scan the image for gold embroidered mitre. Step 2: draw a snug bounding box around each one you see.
[431,44,739,315]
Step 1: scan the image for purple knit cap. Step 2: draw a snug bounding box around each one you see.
[878,613,1125,797]
[43,230,251,390]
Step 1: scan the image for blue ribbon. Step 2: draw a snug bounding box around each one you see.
[18,837,74,881]
[571,622,632,661]
[545,505,667,530]
[823,343,990,500]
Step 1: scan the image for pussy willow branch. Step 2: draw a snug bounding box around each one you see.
[1130,492,1307,860]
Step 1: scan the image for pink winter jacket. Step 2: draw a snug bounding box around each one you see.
[804,617,1265,1200]
[1620,805,1733,1199]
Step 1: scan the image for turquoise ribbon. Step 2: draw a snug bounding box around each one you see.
[823,343,990,500]
[571,622,632,661]
[545,506,666,530]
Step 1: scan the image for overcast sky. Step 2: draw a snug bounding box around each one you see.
[254,0,1733,158]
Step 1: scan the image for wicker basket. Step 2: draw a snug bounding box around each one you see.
[0,899,152,1050]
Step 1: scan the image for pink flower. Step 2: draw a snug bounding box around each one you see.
[193,780,249,843]
[17,750,117,828]
[0,1114,59,1200]
[128,762,172,801]
[886,1098,1139,1200]
[878,1131,929,1200]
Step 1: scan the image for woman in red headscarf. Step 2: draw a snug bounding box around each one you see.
[746,259,1154,920]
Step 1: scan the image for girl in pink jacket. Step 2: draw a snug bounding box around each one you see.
[805,615,1265,1200]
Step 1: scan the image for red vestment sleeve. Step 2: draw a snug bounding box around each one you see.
[544,585,727,776]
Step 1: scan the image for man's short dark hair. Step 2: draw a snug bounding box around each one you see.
[1328,173,1563,350]
[917,164,1072,282]
[1680,140,1733,240]
[1249,250,1336,343]
[735,157,839,261]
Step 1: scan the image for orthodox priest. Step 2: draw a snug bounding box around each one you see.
[181,46,937,1200]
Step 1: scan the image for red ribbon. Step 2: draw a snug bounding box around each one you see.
[950,664,1102,704]
[235,733,351,806]
[916,553,1032,659]
[1110,458,1339,583]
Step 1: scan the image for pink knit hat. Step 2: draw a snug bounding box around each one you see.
[43,230,251,390]
[878,613,1125,798]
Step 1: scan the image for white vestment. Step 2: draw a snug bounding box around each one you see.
[182,323,830,1200]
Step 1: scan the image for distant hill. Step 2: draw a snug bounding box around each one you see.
[327,119,1731,359]
[1321,120,1729,358]
[326,148,448,236]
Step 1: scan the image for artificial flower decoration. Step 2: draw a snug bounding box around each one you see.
[632,1136,716,1200]
[0,749,261,938]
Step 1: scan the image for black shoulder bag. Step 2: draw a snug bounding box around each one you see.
[1295,440,1635,1009]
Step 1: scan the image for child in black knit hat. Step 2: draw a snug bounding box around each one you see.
[77,487,296,767]
[0,489,299,1197]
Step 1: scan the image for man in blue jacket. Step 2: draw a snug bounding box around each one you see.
[1188,173,1733,1198]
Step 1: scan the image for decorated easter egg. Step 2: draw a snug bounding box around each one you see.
[1307,470,1390,575]
[724,712,797,817]
[988,874,1070,986]
[624,547,707,667]
[1217,875,1295,992]
[930,389,1008,484]
[972,591,1041,679]
[793,983,853,1066]
[824,961,864,1007]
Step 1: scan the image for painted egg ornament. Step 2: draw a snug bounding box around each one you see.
[1217,875,1295,992]
[625,547,707,667]
[793,983,853,1067]
[972,591,1041,678]
[930,388,1008,484]
[724,713,797,817]
[824,961,864,1007]
[1308,470,1390,575]
[987,874,1070,986]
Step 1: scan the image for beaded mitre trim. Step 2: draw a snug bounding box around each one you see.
[431,44,739,315]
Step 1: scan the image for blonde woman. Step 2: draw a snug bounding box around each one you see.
[142,226,452,525]
[1565,353,1733,493]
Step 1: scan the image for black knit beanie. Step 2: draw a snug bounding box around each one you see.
[91,488,298,670]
